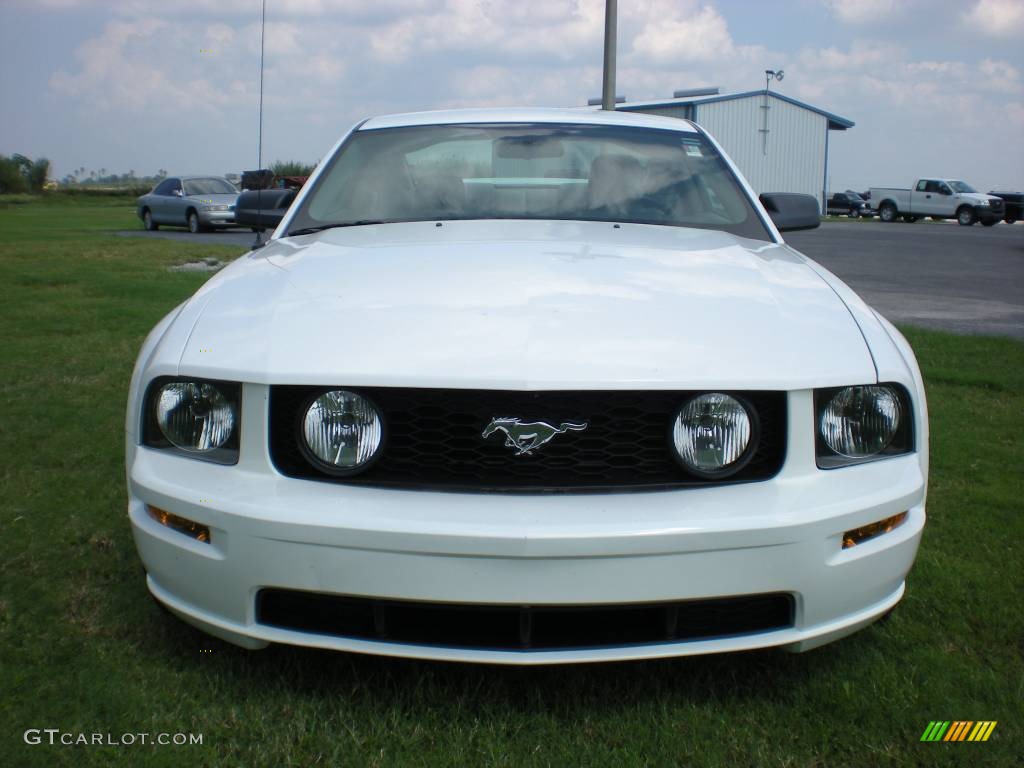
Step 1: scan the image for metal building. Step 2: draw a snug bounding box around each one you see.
[612,89,854,210]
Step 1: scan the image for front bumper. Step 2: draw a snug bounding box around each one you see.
[975,206,1003,224]
[127,388,926,664]
[197,209,236,227]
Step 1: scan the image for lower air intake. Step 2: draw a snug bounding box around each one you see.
[256,589,794,650]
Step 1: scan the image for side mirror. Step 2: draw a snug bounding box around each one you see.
[173,189,183,197]
[759,193,820,232]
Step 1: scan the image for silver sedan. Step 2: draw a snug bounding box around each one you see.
[136,176,239,233]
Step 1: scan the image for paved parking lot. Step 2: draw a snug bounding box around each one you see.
[788,220,1023,339]
[118,219,1023,339]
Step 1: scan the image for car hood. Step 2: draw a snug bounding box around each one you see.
[185,193,238,204]
[959,192,1001,203]
[168,220,876,389]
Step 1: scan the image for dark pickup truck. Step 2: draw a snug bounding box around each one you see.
[234,188,298,231]
[988,191,1022,224]
[235,170,307,231]
[825,191,871,218]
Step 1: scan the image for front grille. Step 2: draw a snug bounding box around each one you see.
[256,589,794,650]
[270,391,782,493]
[269,387,787,492]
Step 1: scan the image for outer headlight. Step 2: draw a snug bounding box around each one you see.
[671,393,756,478]
[300,390,384,475]
[143,378,240,464]
[816,384,912,468]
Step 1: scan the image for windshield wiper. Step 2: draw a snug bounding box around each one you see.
[287,221,389,236]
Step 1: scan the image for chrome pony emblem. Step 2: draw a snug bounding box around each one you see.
[482,417,588,456]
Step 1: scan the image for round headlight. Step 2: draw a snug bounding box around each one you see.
[156,381,235,452]
[301,390,383,474]
[672,393,754,477]
[820,385,901,458]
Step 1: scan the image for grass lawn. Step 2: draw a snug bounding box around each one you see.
[1,199,1021,767]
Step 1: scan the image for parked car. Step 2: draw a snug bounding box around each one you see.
[136,176,240,233]
[127,108,927,664]
[826,191,870,217]
[869,179,1005,226]
[988,190,1022,224]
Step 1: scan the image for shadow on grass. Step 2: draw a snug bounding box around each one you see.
[140,587,880,717]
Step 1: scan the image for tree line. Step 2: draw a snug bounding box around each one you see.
[0,155,317,195]
[0,155,51,193]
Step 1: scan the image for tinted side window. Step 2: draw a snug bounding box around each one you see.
[154,179,174,195]
[924,180,941,193]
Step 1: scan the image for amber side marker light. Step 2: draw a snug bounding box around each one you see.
[146,504,210,543]
[843,512,908,549]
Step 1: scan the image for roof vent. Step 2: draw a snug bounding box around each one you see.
[672,87,720,98]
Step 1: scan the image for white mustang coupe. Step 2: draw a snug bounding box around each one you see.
[126,108,927,664]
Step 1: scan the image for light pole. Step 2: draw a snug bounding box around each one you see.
[761,69,784,155]
[601,0,617,110]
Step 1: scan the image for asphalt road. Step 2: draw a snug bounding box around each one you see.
[117,219,1024,339]
[788,220,1023,339]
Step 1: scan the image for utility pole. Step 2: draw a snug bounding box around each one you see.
[601,0,617,110]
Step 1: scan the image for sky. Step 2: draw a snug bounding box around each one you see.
[1,0,1022,193]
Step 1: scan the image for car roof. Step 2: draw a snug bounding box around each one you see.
[359,107,700,133]
[177,175,231,180]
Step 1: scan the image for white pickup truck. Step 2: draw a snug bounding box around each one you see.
[869,179,1005,226]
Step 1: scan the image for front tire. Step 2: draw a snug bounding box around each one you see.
[957,206,976,226]
[879,202,898,222]
[1004,216,1017,225]
[187,211,202,234]
[143,209,158,231]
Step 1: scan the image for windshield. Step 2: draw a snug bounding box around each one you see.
[183,178,237,196]
[286,123,769,240]
[948,180,977,193]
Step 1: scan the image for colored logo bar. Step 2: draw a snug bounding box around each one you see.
[920,721,997,742]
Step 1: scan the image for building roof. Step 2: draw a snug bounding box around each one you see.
[616,90,855,131]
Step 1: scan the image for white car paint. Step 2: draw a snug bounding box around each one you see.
[126,107,927,663]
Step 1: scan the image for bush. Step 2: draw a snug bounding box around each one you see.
[270,159,315,177]
[25,157,50,193]
[56,185,153,198]
[0,154,50,193]
[0,156,28,193]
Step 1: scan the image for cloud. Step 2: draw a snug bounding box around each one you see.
[22,0,1023,189]
[963,0,1024,37]
[368,0,603,63]
[12,0,443,16]
[632,4,735,63]
[821,0,903,25]
[48,15,353,116]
